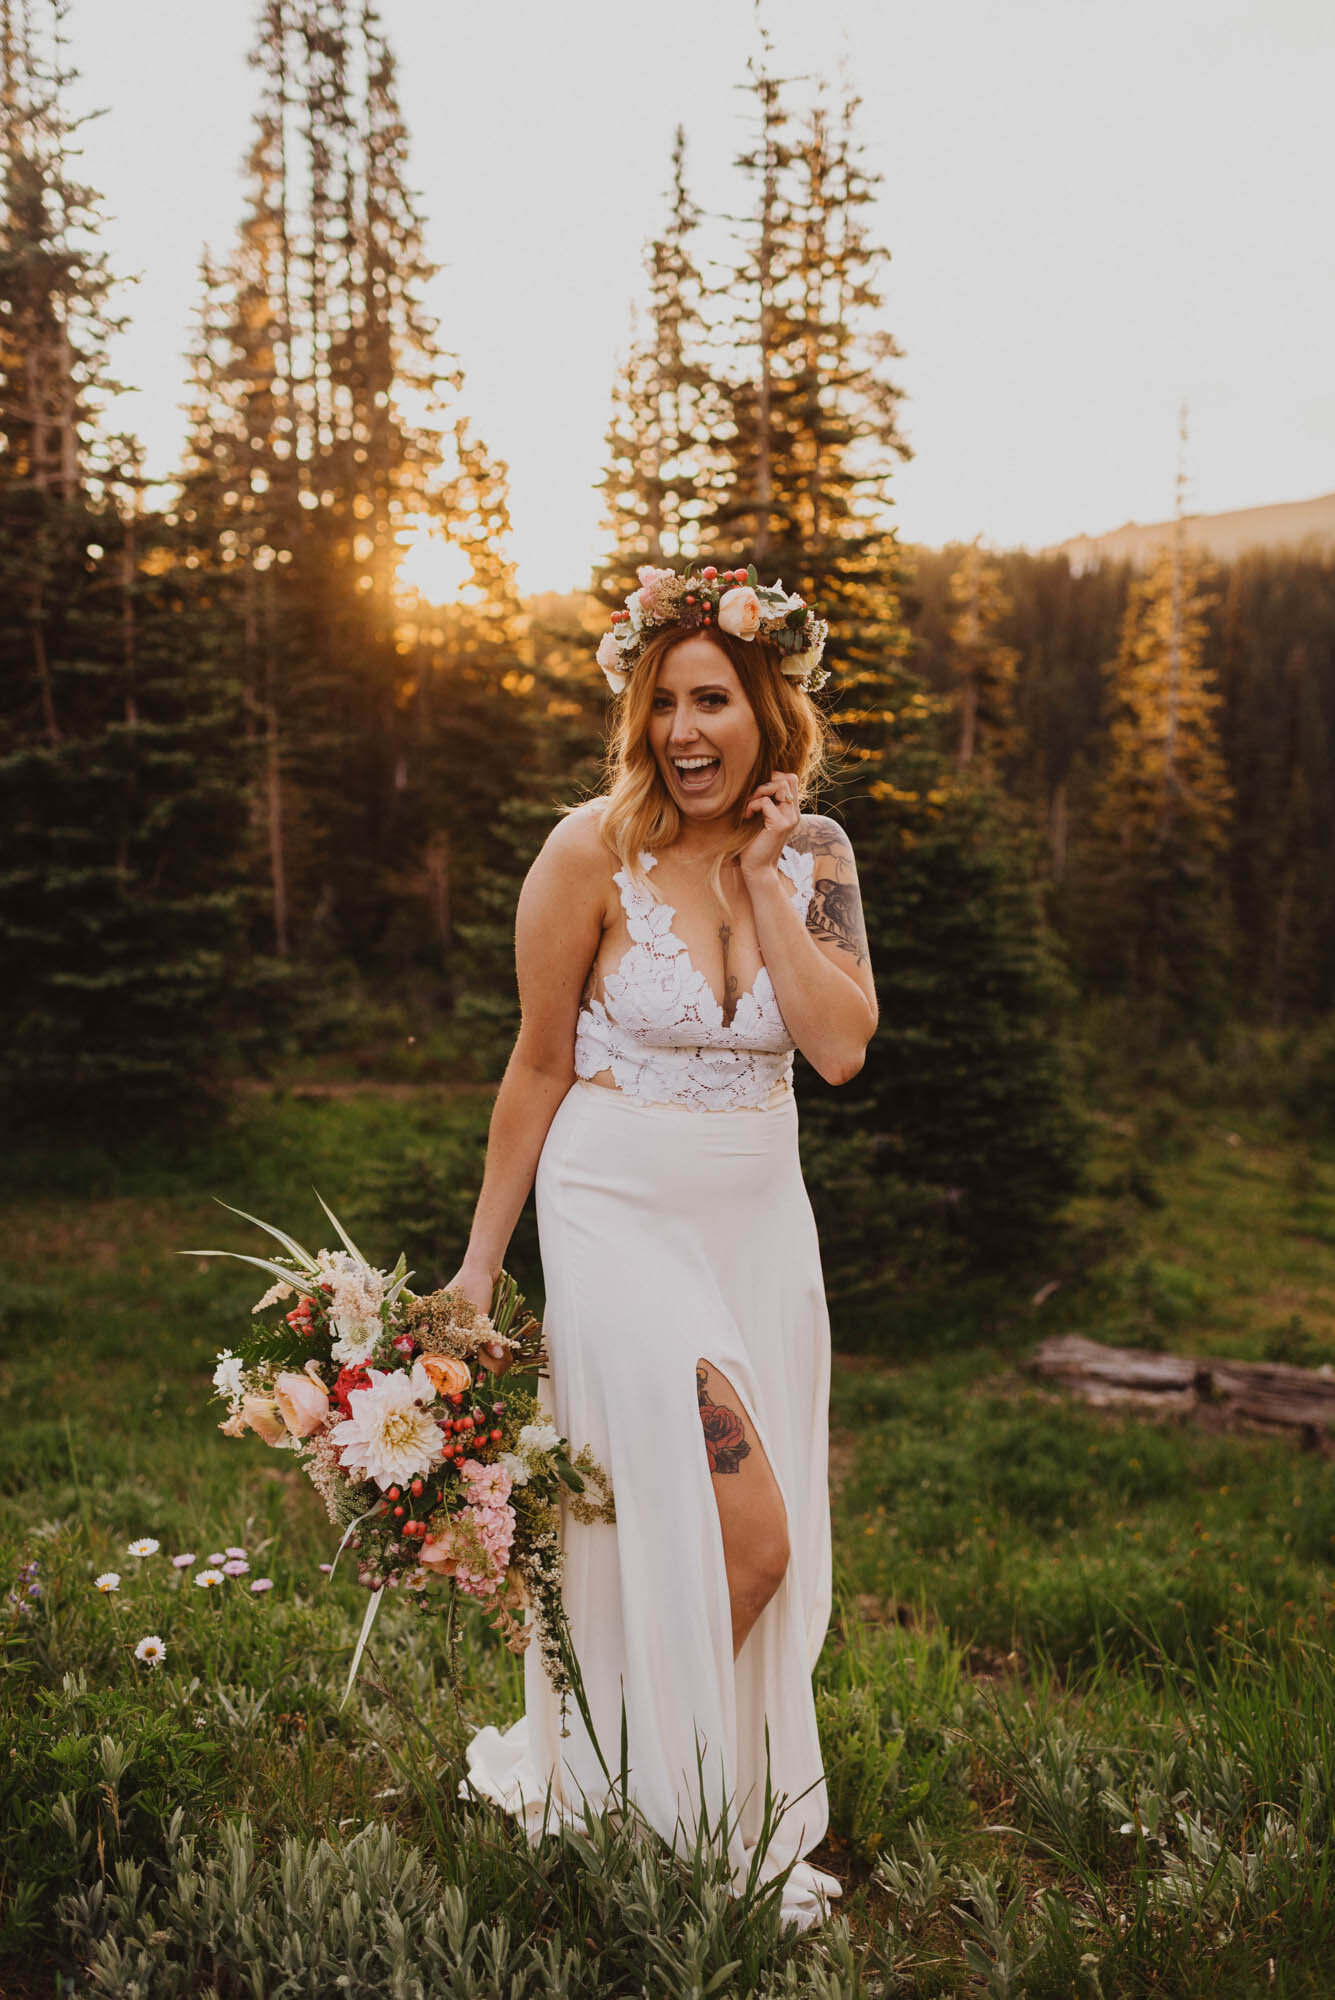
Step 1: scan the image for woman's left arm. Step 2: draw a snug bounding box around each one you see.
[740,776,878,1086]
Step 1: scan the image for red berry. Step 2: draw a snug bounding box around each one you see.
[450,1392,464,1407]
[410,1480,423,1496]
[386,1486,400,1501]
[703,566,717,580]
[489,1428,502,1442]
[393,1504,404,1517]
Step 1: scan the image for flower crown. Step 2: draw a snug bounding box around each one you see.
[595,563,830,696]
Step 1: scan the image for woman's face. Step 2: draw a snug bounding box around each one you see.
[648,636,762,825]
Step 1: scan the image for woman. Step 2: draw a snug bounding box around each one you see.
[440,565,877,1931]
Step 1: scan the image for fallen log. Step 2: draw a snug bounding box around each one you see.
[1029,1333,1335,1449]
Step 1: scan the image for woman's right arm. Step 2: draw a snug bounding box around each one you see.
[446,807,609,1342]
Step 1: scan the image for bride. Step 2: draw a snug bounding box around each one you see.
[435,565,877,1931]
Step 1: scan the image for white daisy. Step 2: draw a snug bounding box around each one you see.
[134,1635,167,1667]
[195,1568,225,1589]
[330,1363,445,1490]
[127,1538,160,1557]
[94,1571,121,1592]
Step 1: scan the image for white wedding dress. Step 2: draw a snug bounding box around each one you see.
[462,844,840,1932]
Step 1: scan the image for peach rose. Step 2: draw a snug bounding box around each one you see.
[417,1527,460,1576]
[274,1358,330,1439]
[418,1351,473,1398]
[240,1394,287,1446]
[717,585,761,639]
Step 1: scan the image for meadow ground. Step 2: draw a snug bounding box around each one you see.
[2,1080,1333,1997]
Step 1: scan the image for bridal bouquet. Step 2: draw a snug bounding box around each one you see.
[188,1196,614,1704]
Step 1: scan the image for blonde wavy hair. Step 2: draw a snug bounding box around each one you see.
[598,625,829,898]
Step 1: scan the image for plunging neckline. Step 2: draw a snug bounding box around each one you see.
[610,848,802,1030]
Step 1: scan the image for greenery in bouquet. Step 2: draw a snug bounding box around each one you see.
[187,1197,613,1708]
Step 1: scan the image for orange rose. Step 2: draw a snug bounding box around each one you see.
[418,1352,472,1398]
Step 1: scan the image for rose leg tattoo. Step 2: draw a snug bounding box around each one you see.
[696,1365,751,1476]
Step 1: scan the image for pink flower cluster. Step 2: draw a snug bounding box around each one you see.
[453,1458,515,1598]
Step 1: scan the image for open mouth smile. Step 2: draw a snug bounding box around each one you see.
[671,754,721,794]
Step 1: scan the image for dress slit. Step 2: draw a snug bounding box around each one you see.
[460,1076,841,1929]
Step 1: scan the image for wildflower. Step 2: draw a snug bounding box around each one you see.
[225,1546,247,1560]
[318,1562,333,1573]
[195,1569,225,1589]
[94,1572,121,1592]
[172,1553,197,1568]
[207,1551,227,1564]
[134,1635,167,1668]
[127,1538,160,1557]
[212,1351,245,1400]
[250,1577,274,1594]
[251,1279,294,1314]
[222,1559,250,1576]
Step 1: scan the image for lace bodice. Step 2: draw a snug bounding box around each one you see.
[574,846,815,1112]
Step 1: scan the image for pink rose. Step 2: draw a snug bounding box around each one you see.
[418,1351,472,1399]
[718,586,761,640]
[273,1358,330,1439]
[240,1395,287,1446]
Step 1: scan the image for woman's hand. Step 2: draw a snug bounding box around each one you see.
[442,1262,514,1378]
[740,770,802,879]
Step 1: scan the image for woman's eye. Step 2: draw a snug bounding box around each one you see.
[699,693,727,709]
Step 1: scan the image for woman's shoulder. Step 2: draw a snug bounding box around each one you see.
[789,811,857,868]
[544,795,611,862]
[525,797,615,904]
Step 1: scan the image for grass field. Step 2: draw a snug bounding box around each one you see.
[2,1079,1333,1996]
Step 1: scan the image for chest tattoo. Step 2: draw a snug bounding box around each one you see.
[718,920,739,1025]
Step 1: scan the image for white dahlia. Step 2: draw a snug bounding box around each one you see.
[330,1362,445,1491]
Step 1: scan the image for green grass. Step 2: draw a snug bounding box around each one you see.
[3,1085,1335,1995]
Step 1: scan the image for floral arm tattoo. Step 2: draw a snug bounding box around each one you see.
[789,816,871,969]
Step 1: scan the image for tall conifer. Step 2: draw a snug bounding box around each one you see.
[0,2,255,1127]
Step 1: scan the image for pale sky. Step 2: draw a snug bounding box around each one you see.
[66,0,1335,594]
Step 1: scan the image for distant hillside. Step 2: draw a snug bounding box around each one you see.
[1040,490,1335,573]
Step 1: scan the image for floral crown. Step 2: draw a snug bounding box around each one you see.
[595,562,830,697]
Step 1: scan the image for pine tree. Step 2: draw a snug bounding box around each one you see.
[945,537,1020,770]
[0,3,256,1128]
[179,0,519,973]
[1086,526,1232,1032]
[597,64,1090,1292]
[595,127,719,605]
